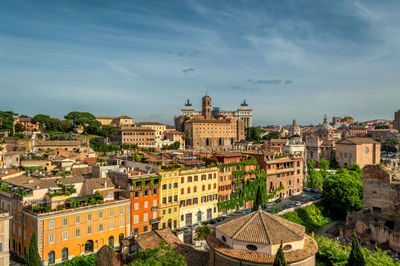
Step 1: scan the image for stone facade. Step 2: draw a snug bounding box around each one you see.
[346,165,400,250]
[335,138,380,168]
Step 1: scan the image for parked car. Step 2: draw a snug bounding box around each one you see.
[264,202,274,208]
[301,200,308,204]
[215,217,224,222]
[303,187,312,192]
[208,219,217,224]
[295,201,302,206]
[275,198,282,203]
[242,208,252,214]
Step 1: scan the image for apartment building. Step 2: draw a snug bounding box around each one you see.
[159,168,180,229]
[116,127,156,147]
[0,210,11,266]
[179,167,218,226]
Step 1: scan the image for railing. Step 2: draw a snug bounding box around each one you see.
[151,206,159,212]
[150,218,161,224]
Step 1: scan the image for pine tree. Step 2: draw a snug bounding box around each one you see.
[273,241,288,266]
[253,185,263,211]
[26,232,41,266]
[347,231,365,266]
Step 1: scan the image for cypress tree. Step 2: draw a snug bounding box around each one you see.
[273,241,288,266]
[253,185,263,211]
[26,232,41,266]
[347,231,365,266]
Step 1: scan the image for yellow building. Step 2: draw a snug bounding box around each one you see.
[96,116,133,127]
[96,117,114,126]
[179,167,218,227]
[159,168,180,229]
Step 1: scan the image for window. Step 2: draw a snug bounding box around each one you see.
[194,176,198,181]
[109,208,114,217]
[99,211,104,219]
[181,177,184,183]
[62,247,68,261]
[213,183,216,189]
[134,215,139,224]
[144,201,148,208]
[221,236,226,242]
[344,152,348,158]
[75,228,81,237]
[181,215,184,221]
[134,202,139,210]
[109,220,114,229]
[119,219,124,227]
[202,185,205,191]
[48,251,55,264]
[87,213,92,221]
[180,200,185,207]
[75,215,81,224]
[174,195,178,202]
[246,244,258,251]
[87,225,92,234]
[163,209,166,215]
[62,217,68,226]
[365,147,369,153]
[162,184,167,190]
[188,176,192,182]
[181,188,184,194]
[119,207,124,215]
[162,197,167,204]
[208,174,212,180]
[283,245,292,251]
[62,231,68,241]
[49,233,55,244]
[48,219,55,229]
[98,223,104,232]
[144,213,148,222]
[174,183,178,188]
[135,191,140,197]
[144,226,148,232]
[187,187,190,193]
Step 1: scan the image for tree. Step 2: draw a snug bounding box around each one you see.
[245,127,264,143]
[381,138,399,155]
[0,111,17,133]
[128,241,187,266]
[308,170,323,190]
[273,241,288,266]
[14,122,25,133]
[100,126,118,144]
[96,245,114,266]
[32,114,50,129]
[262,131,280,140]
[307,160,316,175]
[58,120,73,133]
[194,225,211,240]
[253,185,263,211]
[26,232,41,266]
[323,168,363,218]
[46,118,62,131]
[347,231,365,266]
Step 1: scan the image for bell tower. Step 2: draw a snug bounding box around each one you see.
[202,94,212,119]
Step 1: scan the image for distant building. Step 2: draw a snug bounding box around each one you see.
[0,210,11,266]
[96,116,133,127]
[394,110,400,132]
[175,95,245,151]
[207,208,318,266]
[13,117,40,132]
[335,138,380,168]
[332,116,354,128]
[114,127,156,148]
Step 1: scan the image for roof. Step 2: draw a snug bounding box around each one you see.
[117,116,132,119]
[34,140,80,146]
[84,177,114,189]
[135,122,165,126]
[2,175,84,190]
[216,208,305,245]
[337,137,378,145]
[269,139,288,144]
[135,227,182,250]
[207,232,318,264]
[214,151,242,158]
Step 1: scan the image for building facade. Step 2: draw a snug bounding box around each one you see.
[335,138,380,168]
[159,169,180,230]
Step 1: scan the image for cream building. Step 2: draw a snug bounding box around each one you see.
[179,167,218,226]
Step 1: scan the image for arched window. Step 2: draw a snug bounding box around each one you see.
[62,247,68,261]
[85,240,93,253]
[246,244,258,251]
[283,245,292,251]
[221,236,227,242]
[167,219,172,228]
[48,251,55,264]
[108,236,114,248]
[119,233,124,243]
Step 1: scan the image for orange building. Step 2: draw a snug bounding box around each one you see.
[13,117,40,132]
[109,170,161,234]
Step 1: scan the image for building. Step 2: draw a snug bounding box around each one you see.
[263,139,288,153]
[207,207,318,266]
[179,167,219,226]
[109,170,161,234]
[0,210,11,266]
[96,116,133,127]
[175,99,253,129]
[0,173,130,265]
[346,165,400,250]
[332,116,354,128]
[305,136,336,163]
[284,137,306,158]
[115,127,156,147]
[335,138,380,168]
[394,110,400,132]
[159,168,180,230]
[177,95,245,150]
[13,117,40,132]
[288,119,301,137]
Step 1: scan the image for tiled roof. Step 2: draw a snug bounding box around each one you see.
[270,139,288,144]
[216,209,305,245]
[34,140,80,146]
[207,232,318,264]
[84,177,113,189]
[136,227,182,250]
[135,122,165,126]
[2,175,84,190]
[337,137,378,145]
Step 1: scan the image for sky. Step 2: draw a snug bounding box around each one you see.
[1,0,400,126]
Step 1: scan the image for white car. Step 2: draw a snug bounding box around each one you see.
[295,201,302,206]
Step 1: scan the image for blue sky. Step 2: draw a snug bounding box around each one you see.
[1,0,400,126]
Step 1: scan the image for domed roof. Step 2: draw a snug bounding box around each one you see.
[216,208,305,245]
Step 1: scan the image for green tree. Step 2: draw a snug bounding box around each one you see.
[319,158,330,178]
[194,225,211,240]
[262,131,280,140]
[100,126,118,144]
[0,111,17,133]
[323,168,363,218]
[253,185,263,211]
[14,122,25,132]
[58,120,73,133]
[308,170,323,190]
[32,114,50,129]
[273,241,288,266]
[347,231,365,266]
[26,232,41,266]
[307,160,316,175]
[245,127,264,143]
[128,241,187,266]
[382,138,399,155]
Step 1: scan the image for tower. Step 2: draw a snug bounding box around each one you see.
[202,94,212,119]
[394,110,400,132]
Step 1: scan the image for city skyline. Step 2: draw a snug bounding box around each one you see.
[1,0,400,125]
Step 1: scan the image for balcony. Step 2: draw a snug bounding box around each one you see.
[151,206,159,212]
[150,217,161,224]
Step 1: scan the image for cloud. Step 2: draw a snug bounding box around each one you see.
[246,79,293,85]
[229,85,260,91]
[182,68,195,73]
[106,61,136,77]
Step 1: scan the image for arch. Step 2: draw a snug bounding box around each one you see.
[62,247,68,261]
[85,240,94,253]
[48,251,55,264]
[108,236,114,248]
[119,233,124,243]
